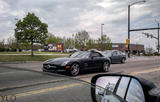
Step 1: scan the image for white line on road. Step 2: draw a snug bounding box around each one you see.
[0,71,18,75]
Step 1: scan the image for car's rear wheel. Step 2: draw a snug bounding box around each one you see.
[43,69,47,72]
[102,61,110,72]
[121,58,125,63]
[70,63,80,76]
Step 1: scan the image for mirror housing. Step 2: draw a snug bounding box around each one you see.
[91,74,157,102]
[149,88,160,102]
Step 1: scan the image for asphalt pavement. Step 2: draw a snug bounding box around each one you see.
[0,56,160,102]
[0,66,93,102]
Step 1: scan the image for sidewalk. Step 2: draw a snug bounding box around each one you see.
[126,56,160,62]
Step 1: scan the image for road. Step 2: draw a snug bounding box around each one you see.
[0,56,160,102]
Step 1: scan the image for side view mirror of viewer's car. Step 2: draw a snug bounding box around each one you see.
[91,74,160,102]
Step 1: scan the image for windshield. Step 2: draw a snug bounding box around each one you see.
[102,50,113,56]
[70,51,90,58]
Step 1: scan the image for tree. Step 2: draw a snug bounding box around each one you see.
[46,33,63,44]
[75,30,89,49]
[0,39,5,52]
[97,35,112,50]
[7,37,17,51]
[86,39,95,50]
[15,12,48,56]
[145,47,154,55]
[64,38,72,49]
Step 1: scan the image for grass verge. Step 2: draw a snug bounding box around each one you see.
[0,55,69,62]
[0,51,70,54]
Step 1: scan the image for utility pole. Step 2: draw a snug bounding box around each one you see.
[157,23,159,56]
[154,19,159,56]
[101,24,104,50]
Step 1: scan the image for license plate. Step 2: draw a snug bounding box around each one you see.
[51,66,56,68]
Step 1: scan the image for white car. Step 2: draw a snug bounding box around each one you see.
[65,48,78,53]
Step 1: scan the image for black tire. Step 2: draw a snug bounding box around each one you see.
[102,61,110,72]
[70,63,80,76]
[121,58,125,64]
[42,69,46,72]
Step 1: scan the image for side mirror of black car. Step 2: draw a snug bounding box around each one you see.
[91,74,159,102]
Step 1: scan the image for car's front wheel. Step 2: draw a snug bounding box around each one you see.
[70,63,80,76]
[121,58,125,64]
[102,61,110,72]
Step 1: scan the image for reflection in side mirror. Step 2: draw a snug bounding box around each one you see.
[98,89,104,96]
[91,74,157,102]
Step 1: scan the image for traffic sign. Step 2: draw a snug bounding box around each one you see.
[126,39,130,45]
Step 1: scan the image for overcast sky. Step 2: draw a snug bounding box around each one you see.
[0,0,160,50]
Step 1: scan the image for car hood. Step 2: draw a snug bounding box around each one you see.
[44,57,77,65]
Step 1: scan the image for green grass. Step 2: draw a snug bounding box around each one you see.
[0,51,70,54]
[0,55,69,62]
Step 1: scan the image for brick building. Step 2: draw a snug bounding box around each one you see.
[112,43,144,54]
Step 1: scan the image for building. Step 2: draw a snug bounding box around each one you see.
[112,43,144,55]
[44,43,63,52]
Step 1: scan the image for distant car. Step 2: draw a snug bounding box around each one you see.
[65,48,78,53]
[102,50,126,64]
[43,50,111,76]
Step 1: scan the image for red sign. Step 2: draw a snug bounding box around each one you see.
[57,43,63,51]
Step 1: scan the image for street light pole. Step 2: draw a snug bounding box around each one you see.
[128,5,130,58]
[15,18,19,52]
[101,24,104,50]
[127,0,145,58]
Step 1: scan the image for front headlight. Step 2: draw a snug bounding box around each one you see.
[61,61,70,66]
[43,59,54,64]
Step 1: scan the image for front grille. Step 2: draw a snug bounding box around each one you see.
[43,64,61,69]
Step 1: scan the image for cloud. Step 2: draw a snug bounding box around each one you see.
[0,0,160,50]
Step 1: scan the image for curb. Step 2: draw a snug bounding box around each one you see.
[0,61,43,64]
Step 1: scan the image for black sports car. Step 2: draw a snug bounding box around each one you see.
[102,50,126,64]
[43,50,111,76]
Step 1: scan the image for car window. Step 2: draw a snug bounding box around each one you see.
[112,51,118,56]
[91,52,101,57]
[116,77,130,99]
[126,79,145,102]
[117,51,122,55]
[70,51,90,58]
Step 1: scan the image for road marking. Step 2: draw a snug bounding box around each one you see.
[0,71,17,75]
[0,79,66,91]
[130,67,160,75]
[15,82,83,98]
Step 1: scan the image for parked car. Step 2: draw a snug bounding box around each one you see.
[91,74,159,102]
[43,50,111,76]
[102,50,126,64]
[65,48,78,53]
